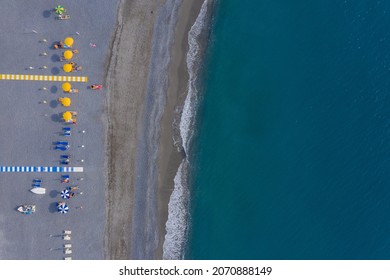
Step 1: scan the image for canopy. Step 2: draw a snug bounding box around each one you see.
[59,97,71,107]
[63,64,72,73]
[62,82,71,92]
[63,111,72,121]
[61,189,70,199]
[64,37,74,47]
[63,50,73,60]
[57,203,69,214]
[55,5,65,15]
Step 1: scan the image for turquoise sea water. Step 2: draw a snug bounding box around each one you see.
[186,0,390,259]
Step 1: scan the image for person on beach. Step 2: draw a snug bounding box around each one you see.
[90,84,102,90]
[54,41,64,49]
[67,186,79,191]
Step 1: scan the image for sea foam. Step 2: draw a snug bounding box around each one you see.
[163,0,211,260]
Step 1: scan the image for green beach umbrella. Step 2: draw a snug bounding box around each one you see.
[55,5,65,15]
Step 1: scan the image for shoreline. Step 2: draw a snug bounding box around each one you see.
[156,0,205,259]
[104,0,205,259]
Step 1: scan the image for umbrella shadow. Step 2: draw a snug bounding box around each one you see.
[51,67,60,75]
[50,190,59,198]
[43,10,51,18]
[51,54,60,62]
[51,114,60,122]
[50,100,58,108]
[48,202,58,213]
[50,85,58,93]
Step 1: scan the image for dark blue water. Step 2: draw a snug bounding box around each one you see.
[186,0,390,259]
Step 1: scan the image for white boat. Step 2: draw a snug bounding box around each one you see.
[17,205,36,214]
[30,187,46,194]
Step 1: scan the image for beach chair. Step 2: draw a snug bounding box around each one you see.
[64,249,72,255]
[55,145,68,151]
[63,235,71,240]
[61,175,70,183]
[56,14,70,20]
[63,127,71,136]
[55,141,69,145]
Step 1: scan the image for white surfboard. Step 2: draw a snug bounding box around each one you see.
[30,187,46,194]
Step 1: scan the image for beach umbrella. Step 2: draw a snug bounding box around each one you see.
[55,5,65,15]
[63,111,72,121]
[57,203,69,214]
[63,64,72,73]
[59,97,71,107]
[62,82,71,92]
[64,37,74,47]
[61,189,70,199]
[63,50,73,60]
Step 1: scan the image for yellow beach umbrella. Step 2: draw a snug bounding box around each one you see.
[60,97,71,107]
[62,82,71,92]
[63,64,72,73]
[64,37,74,47]
[63,111,72,121]
[63,50,73,60]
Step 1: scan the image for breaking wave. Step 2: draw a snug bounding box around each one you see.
[163,0,211,260]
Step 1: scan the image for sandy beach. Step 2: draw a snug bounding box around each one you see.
[105,0,204,259]
[0,0,205,260]
[0,0,118,259]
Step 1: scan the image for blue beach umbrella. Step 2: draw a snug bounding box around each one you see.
[57,203,69,214]
[61,189,70,199]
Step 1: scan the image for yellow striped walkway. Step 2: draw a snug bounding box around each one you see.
[0,74,88,82]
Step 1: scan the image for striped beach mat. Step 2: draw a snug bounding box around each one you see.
[0,166,83,172]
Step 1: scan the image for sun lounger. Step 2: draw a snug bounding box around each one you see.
[64,249,72,255]
[63,235,71,240]
[33,179,41,183]
[63,127,71,136]
[64,230,72,235]
[32,183,41,187]
[61,155,71,159]
[64,244,72,249]
[64,257,72,260]
[61,175,70,183]
[55,141,69,145]
[56,14,70,20]
[60,160,69,165]
[55,145,68,151]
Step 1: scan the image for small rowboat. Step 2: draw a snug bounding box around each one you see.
[30,187,46,194]
[17,205,36,214]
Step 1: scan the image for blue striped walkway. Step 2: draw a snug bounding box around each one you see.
[0,166,83,173]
